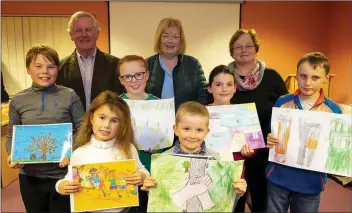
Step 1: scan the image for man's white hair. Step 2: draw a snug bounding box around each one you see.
[67,11,100,33]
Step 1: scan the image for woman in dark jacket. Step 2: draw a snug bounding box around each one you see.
[145,17,208,111]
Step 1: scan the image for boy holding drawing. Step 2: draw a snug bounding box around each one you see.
[6,44,84,212]
[141,101,247,209]
[266,52,342,212]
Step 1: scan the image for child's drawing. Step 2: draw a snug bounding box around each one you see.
[269,107,352,177]
[325,118,352,175]
[297,119,321,167]
[11,123,72,164]
[147,154,244,212]
[274,114,292,163]
[205,103,265,152]
[70,160,138,212]
[124,98,175,150]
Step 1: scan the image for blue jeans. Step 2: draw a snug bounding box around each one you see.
[266,181,320,213]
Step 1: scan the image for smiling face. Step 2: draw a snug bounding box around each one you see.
[26,54,58,87]
[160,26,181,58]
[70,16,99,56]
[296,61,328,100]
[173,114,209,153]
[232,33,257,65]
[208,73,236,105]
[90,105,119,141]
[119,61,149,96]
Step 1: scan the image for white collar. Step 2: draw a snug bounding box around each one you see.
[91,135,115,149]
[76,48,97,59]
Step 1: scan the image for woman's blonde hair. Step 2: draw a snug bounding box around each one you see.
[74,91,136,159]
[153,17,186,54]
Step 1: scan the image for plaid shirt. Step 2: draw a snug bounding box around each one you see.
[172,140,207,155]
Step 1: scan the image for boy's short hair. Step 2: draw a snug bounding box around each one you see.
[117,55,148,76]
[175,101,209,126]
[297,52,330,75]
[25,44,59,68]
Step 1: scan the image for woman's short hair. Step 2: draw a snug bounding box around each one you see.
[229,28,260,56]
[153,17,186,54]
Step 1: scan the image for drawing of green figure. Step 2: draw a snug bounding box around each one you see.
[108,170,118,190]
[325,119,352,175]
[81,171,94,192]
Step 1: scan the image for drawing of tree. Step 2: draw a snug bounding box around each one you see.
[182,160,191,173]
[173,158,214,212]
[27,133,57,161]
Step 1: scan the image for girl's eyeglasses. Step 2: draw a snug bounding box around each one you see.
[119,72,146,82]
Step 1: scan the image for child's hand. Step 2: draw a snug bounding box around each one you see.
[149,149,159,154]
[126,172,146,186]
[59,157,70,168]
[240,144,254,157]
[233,179,247,196]
[7,155,24,169]
[141,176,157,191]
[266,133,279,148]
[58,180,82,195]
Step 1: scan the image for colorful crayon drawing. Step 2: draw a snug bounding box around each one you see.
[147,154,244,212]
[70,160,138,212]
[269,107,352,177]
[274,114,292,163]
[11,123,72,164]
[205,103,265,152]
[297,119,321,167]
[124,98,175,151]
[325,118,352,175]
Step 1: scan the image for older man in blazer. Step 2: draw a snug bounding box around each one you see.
[57,11,123,111]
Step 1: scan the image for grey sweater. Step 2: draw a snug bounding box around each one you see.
[6,84,84,179]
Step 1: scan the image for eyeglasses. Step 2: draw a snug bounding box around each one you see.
[119,72,146,82]
[234,44,256,51]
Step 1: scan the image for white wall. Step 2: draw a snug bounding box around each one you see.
[109,2,240,79]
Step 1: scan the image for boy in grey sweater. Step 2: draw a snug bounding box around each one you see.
[6,44,84,212]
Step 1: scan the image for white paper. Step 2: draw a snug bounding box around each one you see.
[124,98,175,150]
[269,107,352,177]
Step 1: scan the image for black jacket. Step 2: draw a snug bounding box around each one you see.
[57,49,124,111]
[1,71,9,102]
[145,54,208,111]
